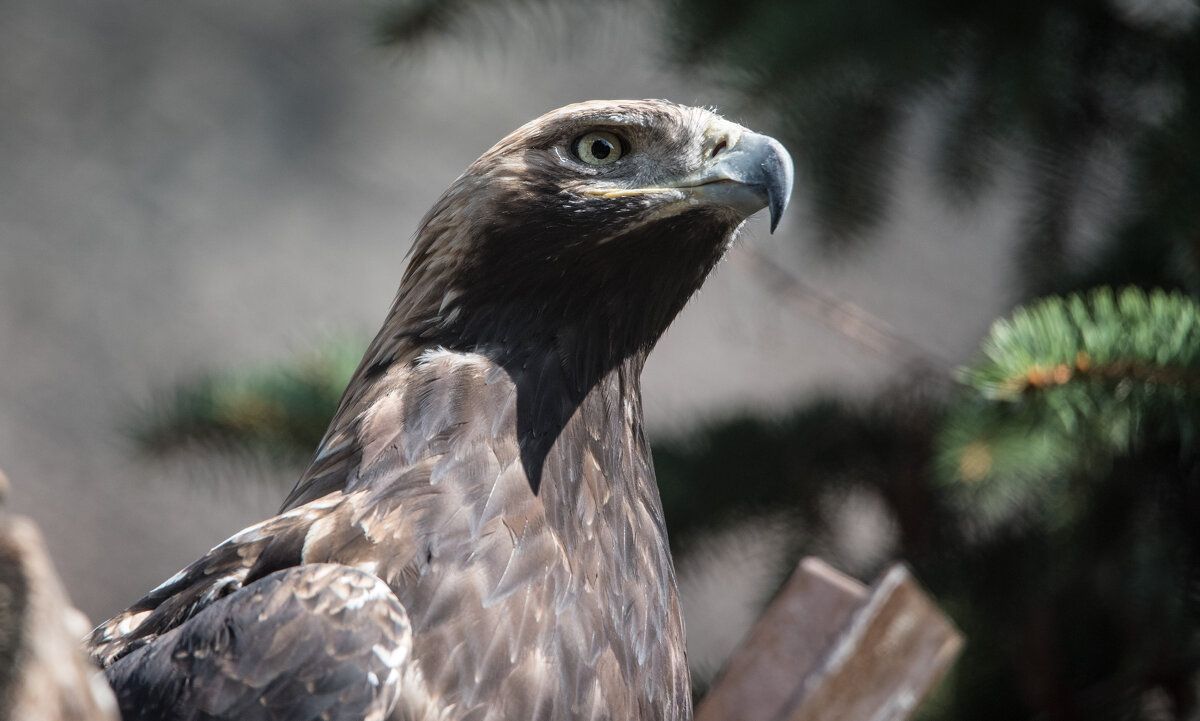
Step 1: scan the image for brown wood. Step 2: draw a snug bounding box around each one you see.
[696,557,963,721]
[0,469,119,721]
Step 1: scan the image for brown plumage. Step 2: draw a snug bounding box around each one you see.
[88,99,793,721]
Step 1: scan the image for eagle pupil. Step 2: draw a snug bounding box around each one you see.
[590,139,612,160]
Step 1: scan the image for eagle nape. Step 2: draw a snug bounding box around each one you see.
[89,100,793,721]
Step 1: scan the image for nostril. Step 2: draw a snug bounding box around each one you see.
[710,139,728,159]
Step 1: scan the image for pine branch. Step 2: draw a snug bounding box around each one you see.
[964,286,1200,400]
[936,286,1200,529]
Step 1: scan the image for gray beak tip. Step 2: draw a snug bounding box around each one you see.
[769,201,784,233]
[763,137,793,234]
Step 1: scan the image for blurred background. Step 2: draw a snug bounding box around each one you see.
[3,1,1199,719]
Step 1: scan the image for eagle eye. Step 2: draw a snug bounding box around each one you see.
[573,131,624,166]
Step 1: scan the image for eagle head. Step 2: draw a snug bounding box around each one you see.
[385,99,793,373]
[470,99,791,232]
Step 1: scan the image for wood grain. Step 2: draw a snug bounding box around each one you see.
[697,557,962,721]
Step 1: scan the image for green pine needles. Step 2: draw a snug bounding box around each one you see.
[938,287,1200,529]
[965,287,1200,401]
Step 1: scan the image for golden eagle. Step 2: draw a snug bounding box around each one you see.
[88,100,793,721]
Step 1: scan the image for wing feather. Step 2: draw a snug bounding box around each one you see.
[104,564,412,721]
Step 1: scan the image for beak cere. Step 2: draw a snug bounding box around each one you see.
[699,130,794,232]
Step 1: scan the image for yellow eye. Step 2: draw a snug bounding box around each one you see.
[574,131,624,165]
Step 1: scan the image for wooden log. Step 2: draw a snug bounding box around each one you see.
[696,557,962,721]
[0,470,119,721]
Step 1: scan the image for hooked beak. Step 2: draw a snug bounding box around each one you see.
[673,129,794,232]
[587,126,794,232]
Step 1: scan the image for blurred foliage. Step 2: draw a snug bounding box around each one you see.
[928,289,1200,719]
[127,1,1200,719]
[128,340,361,464]
[375,0,555,47]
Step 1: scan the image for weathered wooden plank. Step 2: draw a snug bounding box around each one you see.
[695,558,867,721]
[696,557,963,721]
[0,469,119,721]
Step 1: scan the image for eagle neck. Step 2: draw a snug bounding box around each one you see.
[532,350,691,719]
[482,329,650,497]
